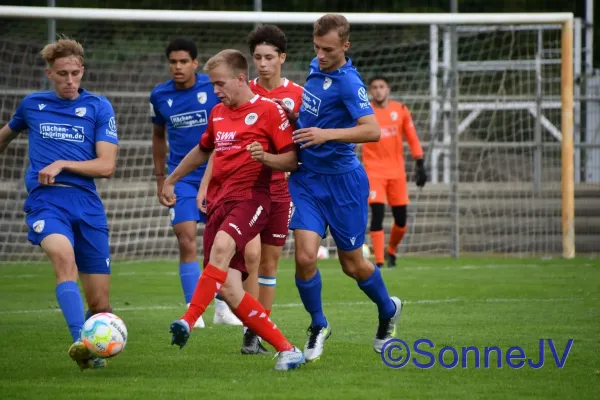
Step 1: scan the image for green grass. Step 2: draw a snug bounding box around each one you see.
[0,257,598,399]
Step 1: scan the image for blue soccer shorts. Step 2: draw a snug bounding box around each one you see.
[169,180,207,226]
[288,165,369,251]
[24,186,111,274]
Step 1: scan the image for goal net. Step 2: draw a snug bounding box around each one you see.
[0,7,575,262]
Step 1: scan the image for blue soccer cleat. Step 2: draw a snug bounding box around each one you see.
[170,319,191,349]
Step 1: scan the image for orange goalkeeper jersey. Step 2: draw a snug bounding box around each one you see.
[362,100,424,180]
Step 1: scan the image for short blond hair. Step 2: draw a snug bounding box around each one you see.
[203,49,248,79]
[314,14,350,43]
[40,37,84,66]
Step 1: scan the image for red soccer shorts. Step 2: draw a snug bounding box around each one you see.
[203,192,271,280]
[260,200,292,247]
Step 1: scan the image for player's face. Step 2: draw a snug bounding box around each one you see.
[369,79,390,104]
[252,44,285,81]
[313,29,350,72]
[46,56,84,100]
[209,64,246,107]
[168,50,198,85]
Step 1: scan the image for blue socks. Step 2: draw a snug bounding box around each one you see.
[55,281,85,342]
[295,269,327,327]
[179,261,201,304]
[358,265,396,319]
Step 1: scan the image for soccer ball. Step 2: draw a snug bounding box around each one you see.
[81,312,128,358]
[317,245,329,259]
[362,244,371,258]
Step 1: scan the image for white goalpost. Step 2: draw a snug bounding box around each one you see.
[0,6,575,261]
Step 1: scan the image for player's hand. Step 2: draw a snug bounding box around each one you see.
[159,181,176,207]
[272,99,298,123]
[414,158,427,188]
[197,184,208,213]
[293,127,330,148]
[247,141,266,162]
[38,161,65,185]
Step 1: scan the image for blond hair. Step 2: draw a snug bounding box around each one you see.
[313,14,350,42]
[40,37,84,66]
[203,49,248,79]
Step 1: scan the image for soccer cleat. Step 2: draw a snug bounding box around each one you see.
[303,324,331,362]
[373,296,403,353]
[170,319,191,349]
[187,303,205,328]
[241,330,270,355]
[68,340,91,364]
[273,346,305,371]
[386,252,397,268]
[213,304,243,326]
[79,357,107,370]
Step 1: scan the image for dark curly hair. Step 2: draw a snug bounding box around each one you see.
[247,24,288,55]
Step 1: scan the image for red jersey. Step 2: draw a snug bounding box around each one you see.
[200,94,294,213]
[249,78,303,202]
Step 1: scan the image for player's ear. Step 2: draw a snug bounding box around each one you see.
[344,41,350,52]
[280,52,287,65]
[45,68,52,79]
[192,58,199,69]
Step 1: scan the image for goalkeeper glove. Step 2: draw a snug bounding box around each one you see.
[414,158,427,187]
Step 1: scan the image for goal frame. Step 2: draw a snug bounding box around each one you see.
[0,6,575,258]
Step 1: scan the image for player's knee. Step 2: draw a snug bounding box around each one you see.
[392,206,407,227]
[210,232,237,266]
[338,250,368,280]
[370,203,385,231]
[244,239,261,270]
[295,247,317,270]
[50,256,78,282]
[176,230,197,257]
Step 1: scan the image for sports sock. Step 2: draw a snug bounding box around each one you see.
[357,265,396,319]
[233,293,293,352]
[370,230,385,264]
[295,269,327,327]
[179,261,201,304]
[56,281,85,342]
[387,224,407,255]
[181,264,227,328]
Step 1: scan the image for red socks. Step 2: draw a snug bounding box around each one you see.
[181,263,226,328]
[234,293,293,352]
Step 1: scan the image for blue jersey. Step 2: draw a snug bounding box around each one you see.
[297,57,374,174]
[149,73,220,183]
[8,88,118,194]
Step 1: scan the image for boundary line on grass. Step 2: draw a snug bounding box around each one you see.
[0,297,587,315]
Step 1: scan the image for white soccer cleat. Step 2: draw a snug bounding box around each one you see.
[186,303,205,328]
[274,347,305,371]
[373,296,403,353]
[303,323,331,362]
[213,299,243,326]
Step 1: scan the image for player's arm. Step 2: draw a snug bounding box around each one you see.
[165,145,211,186]
[0,124,19,153]
[293,114,380,148]
[56,141,118,179]
[402,107,427,187]
[248,143,297,172]
[152,123,168,198]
